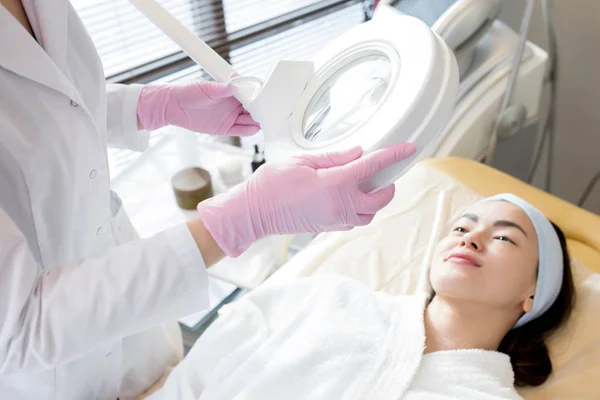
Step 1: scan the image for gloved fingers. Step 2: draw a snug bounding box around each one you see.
[226,124,262,137]
[341,143,417,182]
[353,213,376,227]
[197,81,238,100]
[295,147,363,169]
[355,184,396,214]
[235,113,261,127]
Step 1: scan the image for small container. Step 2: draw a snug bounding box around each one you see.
[251,145,266,172]
[171,167,213,210]
[218,157,245,187]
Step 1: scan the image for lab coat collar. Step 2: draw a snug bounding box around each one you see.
[0,1,76,100]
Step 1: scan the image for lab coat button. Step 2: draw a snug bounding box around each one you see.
[96,226,103,236]
[89,169,97,179]
[70,99,79,108]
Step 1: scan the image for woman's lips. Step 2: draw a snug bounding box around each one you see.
[446,253,481,267]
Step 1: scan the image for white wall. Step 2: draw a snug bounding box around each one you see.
[498,0,600,214]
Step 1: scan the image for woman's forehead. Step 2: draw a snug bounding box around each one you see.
[460,201,536,235]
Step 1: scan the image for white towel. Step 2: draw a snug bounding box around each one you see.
[405,349,523,399]
[147,276,520,399]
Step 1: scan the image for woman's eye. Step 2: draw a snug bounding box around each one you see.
[453,226,467,233]
[495,235,515,244]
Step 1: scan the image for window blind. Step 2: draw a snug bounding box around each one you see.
[71,0,365,82]
[152,2,366,82]
[70,0,366,179]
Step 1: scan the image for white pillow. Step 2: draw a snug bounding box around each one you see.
[267,163,600,399]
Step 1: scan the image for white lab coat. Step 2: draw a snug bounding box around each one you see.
[0,1,210,399]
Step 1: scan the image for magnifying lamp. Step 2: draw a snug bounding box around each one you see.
[128,1,459,193]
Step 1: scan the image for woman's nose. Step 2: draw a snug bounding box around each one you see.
[459,233,479,250]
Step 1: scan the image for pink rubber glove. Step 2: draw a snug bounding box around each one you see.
[137,81,260,136]
[197,143,417,257]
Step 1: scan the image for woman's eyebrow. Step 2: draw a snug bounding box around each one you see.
[459,213,478,222]
[494,220,528,237]
[458,214,528,237]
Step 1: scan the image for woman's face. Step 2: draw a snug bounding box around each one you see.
[430,201,539,311]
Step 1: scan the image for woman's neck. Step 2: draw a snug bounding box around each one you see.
[423,295,516,354]
[1,0,35,38]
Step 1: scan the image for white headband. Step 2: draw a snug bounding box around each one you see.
[472,193,564,328]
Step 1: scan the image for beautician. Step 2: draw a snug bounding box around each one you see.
[0,1,416,398]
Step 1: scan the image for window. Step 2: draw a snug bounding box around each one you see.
[223,0,322,33]
[71,0,367,179]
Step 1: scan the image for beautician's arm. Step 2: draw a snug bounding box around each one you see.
[187,218,225,268]
[0,207,210,375]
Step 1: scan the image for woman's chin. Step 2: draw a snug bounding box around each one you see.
[431,271,482,297]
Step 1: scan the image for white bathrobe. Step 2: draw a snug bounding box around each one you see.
[147,276,523,400]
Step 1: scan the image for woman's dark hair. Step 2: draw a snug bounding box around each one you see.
[498,221,576,387]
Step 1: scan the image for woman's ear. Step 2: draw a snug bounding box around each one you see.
[523,295,534,313]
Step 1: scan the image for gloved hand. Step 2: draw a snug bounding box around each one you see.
[137,80,260,136]
[197,143,417,257]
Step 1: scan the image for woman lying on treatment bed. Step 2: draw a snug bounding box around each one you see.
[146,193,575,400]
